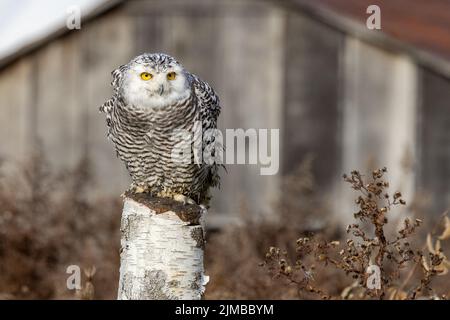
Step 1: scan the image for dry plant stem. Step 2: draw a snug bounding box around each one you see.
[347,169,393,298]
[373,215,387,298]
[117,193,208,300]
[398,212,447,295]
[262,167,444,300]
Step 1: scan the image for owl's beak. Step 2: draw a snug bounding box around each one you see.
[158,84,165,96]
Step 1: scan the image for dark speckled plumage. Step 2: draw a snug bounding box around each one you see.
[100,53,221,204]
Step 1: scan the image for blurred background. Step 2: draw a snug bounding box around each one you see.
[0,0,449,299]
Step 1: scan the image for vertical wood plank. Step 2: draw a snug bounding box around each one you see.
[0,59,32,163]
[282,12,343,189]
[80,10,135,197]
[419,69,450,215]
[338,37,418,221]
[211,5,285,216]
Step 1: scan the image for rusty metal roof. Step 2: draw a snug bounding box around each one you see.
[311,0,450,60]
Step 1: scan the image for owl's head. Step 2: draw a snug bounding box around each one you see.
[116,53,191,109]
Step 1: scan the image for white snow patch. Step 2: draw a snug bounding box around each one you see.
[0,0,110,61]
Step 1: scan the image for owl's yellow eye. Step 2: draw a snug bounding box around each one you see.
[140,72,152,81]
[167,72,177,80]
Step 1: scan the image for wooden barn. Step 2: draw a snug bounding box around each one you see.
[0,0,449,223]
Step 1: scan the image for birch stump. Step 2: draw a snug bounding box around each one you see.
[117,192,208,300]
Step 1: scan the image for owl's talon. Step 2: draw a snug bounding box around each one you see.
[173,194,196,205]
[126,185,147,195]
[134,186,146,194]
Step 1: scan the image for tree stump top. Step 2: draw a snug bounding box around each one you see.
[123,191,203,225]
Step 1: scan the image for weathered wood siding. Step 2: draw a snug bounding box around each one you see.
[282,10,343,190]
[0,59,32,163]
[0,0,449,220]
[337,38,419,221]
[0,0,286,219]
[419,69,450,215]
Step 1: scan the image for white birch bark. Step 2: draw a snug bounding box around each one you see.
[117,194,208,300]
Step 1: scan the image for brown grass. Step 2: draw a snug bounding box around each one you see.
[0,149,121,299]
[0,152,448,299]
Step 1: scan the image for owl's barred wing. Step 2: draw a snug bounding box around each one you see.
[192,75,222,189]
[99,97,113,136]
[192,75,220,126]
[99,96,117,140]
[99,97,113,114]
[111,64,128,94]
[99,64,128,137]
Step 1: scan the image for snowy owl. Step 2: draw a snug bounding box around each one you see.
[100,53,221,205]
